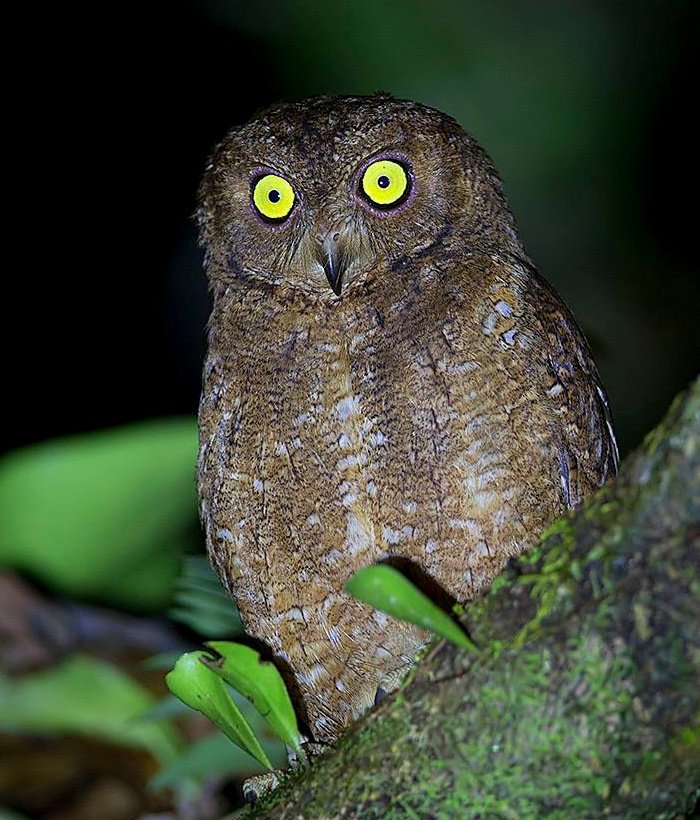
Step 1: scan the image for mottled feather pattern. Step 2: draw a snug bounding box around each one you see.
[197,95,617,742]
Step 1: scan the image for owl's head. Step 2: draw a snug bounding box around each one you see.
[198,95,521,299]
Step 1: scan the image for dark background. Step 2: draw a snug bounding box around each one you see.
[9,0,698,458]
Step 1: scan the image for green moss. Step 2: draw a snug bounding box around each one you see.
[423,633,634,816]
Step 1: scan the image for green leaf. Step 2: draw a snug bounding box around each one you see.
[0,418,198,612]
[0,655,181,766]
[166,651,273,771]
[204,641,304,758]
[346,565,479,653]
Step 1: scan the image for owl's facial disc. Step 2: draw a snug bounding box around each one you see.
[200,96,528,302]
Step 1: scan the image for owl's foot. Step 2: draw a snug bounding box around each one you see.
[374,665,412,705]
[287,739,330,769]
[242,771,282,804]
[242,740,331,803]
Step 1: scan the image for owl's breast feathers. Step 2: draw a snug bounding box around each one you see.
[198,254,617,741]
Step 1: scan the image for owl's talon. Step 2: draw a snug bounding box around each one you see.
[287,739,330,770]
[374,685,389,705]
[241,771,281,804]
[375,665,412,708]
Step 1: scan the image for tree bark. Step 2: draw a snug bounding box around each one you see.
[246,378,699,820]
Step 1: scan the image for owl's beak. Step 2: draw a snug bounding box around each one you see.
[315,229,347,296]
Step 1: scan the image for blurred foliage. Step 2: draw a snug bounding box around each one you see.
[142,692,287,793]
[0,655,181,768]
[149,730,285,794]
[0,416,272,808]
[0,419,197,612]
[169,554,244,638]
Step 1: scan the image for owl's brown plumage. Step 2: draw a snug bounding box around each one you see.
[197,95,618,743]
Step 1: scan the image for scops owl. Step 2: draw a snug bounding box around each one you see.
[197,95,618,745]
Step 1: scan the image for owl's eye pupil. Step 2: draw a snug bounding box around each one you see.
[268,189,281,203]
[377,176,390,189]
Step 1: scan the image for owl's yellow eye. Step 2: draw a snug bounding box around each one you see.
[252,174,295,221]
[360,159,409,208]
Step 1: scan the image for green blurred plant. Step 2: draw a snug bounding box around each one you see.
[169,554,244,637]
[0,418,198,612]
[0,419,278,797]
[149,729,285,794]
[0,654,182,766]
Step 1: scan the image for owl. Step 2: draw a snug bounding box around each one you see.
[196,94,618,745]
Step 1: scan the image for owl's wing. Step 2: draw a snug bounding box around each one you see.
[528,270,619,506]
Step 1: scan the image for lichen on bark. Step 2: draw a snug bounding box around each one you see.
[243,379,699,819]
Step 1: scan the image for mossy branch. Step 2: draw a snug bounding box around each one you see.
[246,379,699,820]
